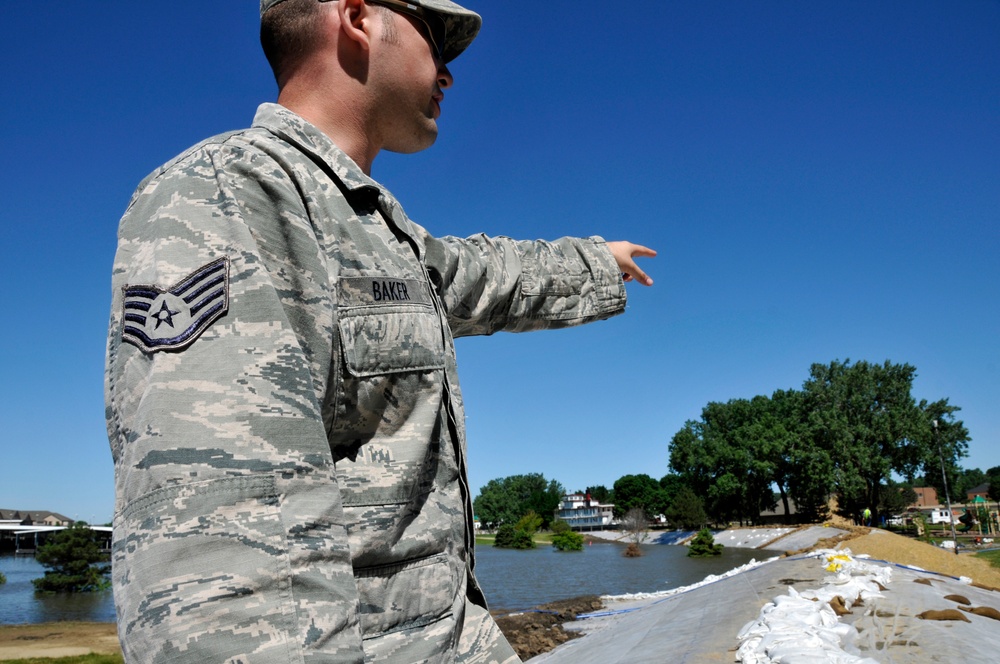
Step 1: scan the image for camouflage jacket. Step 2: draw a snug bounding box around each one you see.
[105,103,626,663]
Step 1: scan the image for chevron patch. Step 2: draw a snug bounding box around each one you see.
[121,257,230,353]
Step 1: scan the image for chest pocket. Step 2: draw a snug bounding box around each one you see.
[329,275,446,471]
[337,276,445,377]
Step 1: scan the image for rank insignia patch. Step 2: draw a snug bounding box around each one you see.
[121,257,230,353]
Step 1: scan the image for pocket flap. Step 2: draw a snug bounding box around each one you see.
[339,309,445,377]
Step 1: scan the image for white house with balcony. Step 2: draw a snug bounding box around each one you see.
[555,493,615,531]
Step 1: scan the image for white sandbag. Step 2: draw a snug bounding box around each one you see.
[735,550,890,664]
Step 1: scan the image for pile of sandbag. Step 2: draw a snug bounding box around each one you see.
[735,550,889,664]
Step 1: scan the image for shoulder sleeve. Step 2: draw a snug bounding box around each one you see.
[105,141,364,663]
[420,233,627,337]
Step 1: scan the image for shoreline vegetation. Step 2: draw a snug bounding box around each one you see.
[5,527,1000,662]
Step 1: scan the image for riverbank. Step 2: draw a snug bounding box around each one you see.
[492,596,603,660]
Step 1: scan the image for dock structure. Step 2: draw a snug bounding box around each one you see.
[0,513,112,554]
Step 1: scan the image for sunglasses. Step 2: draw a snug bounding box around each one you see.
[367,0,446,61]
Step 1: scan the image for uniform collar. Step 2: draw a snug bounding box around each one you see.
[251,103,422,255]
[252,103,382,207]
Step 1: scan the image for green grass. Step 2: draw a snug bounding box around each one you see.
[474,531,556,547]
[976,549,1000,569]
[1,656,123,664]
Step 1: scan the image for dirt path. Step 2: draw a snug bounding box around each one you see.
[0,622,121,661]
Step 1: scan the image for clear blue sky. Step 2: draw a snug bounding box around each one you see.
[1,2,997,524]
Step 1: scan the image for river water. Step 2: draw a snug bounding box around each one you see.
[0,542,764,624]
[0,554,116,624]
[474,541,763,611]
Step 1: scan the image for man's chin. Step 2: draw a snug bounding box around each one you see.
[385,126,439,154]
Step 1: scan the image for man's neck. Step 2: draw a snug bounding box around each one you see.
[277,89,380,176]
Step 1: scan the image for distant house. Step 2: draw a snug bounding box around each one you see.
[966,483,991,503]
[758,498,800,525]
[0,509,73,527]
[555,493,615,531]
[911,487,939,507]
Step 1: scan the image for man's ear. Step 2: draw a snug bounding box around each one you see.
[338,0,374,52]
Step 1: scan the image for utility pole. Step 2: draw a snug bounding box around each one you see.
[934,419,959,555]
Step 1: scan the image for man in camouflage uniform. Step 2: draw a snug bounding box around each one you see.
[105,1,654,662]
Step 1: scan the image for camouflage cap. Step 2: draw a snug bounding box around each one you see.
[260,0,481,63]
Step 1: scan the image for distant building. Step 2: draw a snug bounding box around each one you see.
[911,487,939,507]
[758,498,800,525]
[555,493,615,531]
[967,483,991,502]
[0,509,110,553]
[0,509,73,527]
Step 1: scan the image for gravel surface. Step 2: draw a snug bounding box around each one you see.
[839,528,1000,588]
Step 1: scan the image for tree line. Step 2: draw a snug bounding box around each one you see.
[669,359,973,525]
[474,359,995,531]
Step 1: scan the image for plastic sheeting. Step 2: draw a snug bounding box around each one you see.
[587,556,776,608]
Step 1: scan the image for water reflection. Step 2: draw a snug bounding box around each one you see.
[474,541,765,611]
[0,554,116,625]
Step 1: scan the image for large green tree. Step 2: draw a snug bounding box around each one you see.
[658,473,687,507]
[473,473,564,529]
[878,480,918,516]
[913,398,972,507]
[956,468,987,499]
[667,359,970,526]
[669,418,731,523]
[987,466,1000,502]
[585,485,613,505]
[766,389,834,521]
[32,523,110,593]
[612,474,667,519]
[803,359,929,519]
[669,396,785,525]
[663,486,708,530]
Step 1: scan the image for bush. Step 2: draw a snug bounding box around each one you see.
[494,524,535,549]
[623,542,642,558]
[552,530,584,551]
[687,528,724,557]
[32,523,110,593]
[550,519,572,535]
[512,529,535,549]
[516,511,543,536]
[494,524,517,548]
[0,571,6,585]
